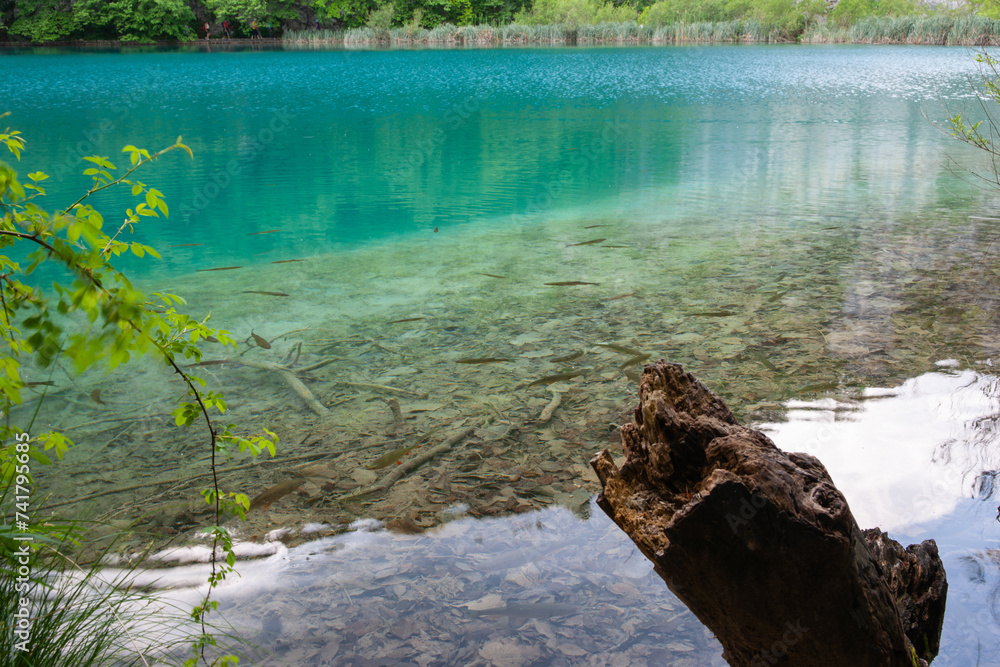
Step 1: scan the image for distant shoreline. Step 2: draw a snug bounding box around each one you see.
[0,38,286,48]
[5,16,1000,49]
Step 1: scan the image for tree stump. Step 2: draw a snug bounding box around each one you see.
[591,361,947,666]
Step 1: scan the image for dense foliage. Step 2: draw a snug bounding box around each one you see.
[1,0,997,42]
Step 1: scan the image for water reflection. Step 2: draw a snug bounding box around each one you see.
[143,503,724,666]
[760,366,1000,534]
[118,366,1000,666]
[762,365,1000,666]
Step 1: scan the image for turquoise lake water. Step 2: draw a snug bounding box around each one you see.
[1,45,990,269]
[2,44,1000,665]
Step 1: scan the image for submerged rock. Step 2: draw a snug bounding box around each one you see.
[592,360,947,667]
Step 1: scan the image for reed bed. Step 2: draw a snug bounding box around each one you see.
[284,15,1000,46]
[577,21,654,44]
[284,21,767,46]
[650,20,780,44]
[802,15,1000,45]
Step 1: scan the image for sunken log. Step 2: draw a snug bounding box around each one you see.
[591,360,946,667]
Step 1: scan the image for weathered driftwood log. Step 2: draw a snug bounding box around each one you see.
[591,361,947,667]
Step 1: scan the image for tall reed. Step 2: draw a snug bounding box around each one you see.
[0,508,195,665]
[802,15,1000,45]
[284,15,1000,47]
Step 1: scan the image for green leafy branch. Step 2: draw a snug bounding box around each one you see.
[947,51,1000,191]
[1,111,277,666]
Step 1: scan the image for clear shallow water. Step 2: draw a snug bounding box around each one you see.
[111,368,998,666]
[2,44,1000,665]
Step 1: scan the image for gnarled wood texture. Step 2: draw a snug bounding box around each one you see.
[592,360,946,667]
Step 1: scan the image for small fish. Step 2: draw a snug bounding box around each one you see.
[198,266,243,272]
[249,479,303,511]
[595,342,642,356]
[90,389,104,405]
[550,351,583,363]
[624,369,641,383]
[465,603,578,619]
[527,370,585,387]
[568,238,606,246]
[189,359,229,367]
[456,357,510,364]
[388,317,425,324]
[619,353,651,369]
[248,229,280,235]
[243,291,290,297]
[366,444,418,469]
[692,310,738,317]
[750,350,779,373]
[24,381,56,387]
[169,243,204,247]
[433,227,439,232]
[272,259,306,264]
[480,273,507,279]
[584,224,609,229]
[766,290,788,303]
[545,281,600,286]
[251,330,272,349]
[607,292,636,301]
[204,336,219,343]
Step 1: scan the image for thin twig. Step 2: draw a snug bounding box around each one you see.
[333,380,426,397]
[538,389,563,423]
[339,426,476,501]
[235,358,329,416]
[44,449,335,511]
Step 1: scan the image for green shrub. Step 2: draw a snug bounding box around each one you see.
[514,0,636,27]
[638,0,733,25]
[639,0,822,39]
[830,0,923,27]
[367,0,396,29]
[8,0,81,41]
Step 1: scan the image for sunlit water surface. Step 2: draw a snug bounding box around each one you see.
[1,44,999,665]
